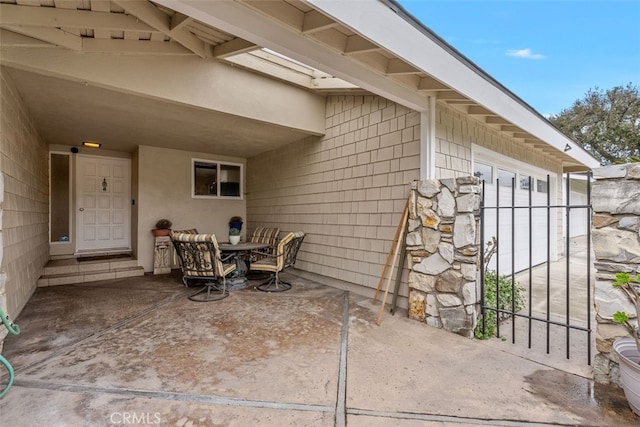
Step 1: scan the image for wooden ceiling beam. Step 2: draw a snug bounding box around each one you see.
[90,0,112,39]
[513,132,535,139]
[244,0,304,30]
[417,76,448,91]
[82,38,193,55]
[0,3,155,32]
[112,0,207,58]
[484,116,510,125]
[302,9,338,34]
[171,12,192,31]
[500,125,522,133]
[344,35,380,55]
[386,58,421,75]
[213,37,258,58]
[468,106,495,116]
[2,25,81,50]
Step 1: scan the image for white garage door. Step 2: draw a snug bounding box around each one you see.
[474,147,558,275]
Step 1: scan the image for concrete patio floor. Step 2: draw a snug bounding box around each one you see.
[0,271,637,426]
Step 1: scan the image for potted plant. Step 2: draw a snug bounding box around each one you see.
[229,216,243,232]
[152,219,172,237]
[229,226,241,245]
[228,216,243,245]
[612,272,640,416]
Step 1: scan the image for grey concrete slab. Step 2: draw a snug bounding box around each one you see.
[348,298,634,427]
[481,236,596,378]
[0,271,637,426]
[3,275,185,370]
[1,386,334,427]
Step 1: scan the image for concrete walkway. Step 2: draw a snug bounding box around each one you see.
[0,271,636,426]
[482,236,596,378]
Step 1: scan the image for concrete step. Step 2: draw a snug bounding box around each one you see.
[38,256,144,287]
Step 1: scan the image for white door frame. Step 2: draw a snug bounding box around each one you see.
[75,154,131,253]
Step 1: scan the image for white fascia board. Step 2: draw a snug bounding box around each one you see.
[153,0,429,111]
[307,0,600,169]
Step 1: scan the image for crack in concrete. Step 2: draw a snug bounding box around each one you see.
[335,291,349,427]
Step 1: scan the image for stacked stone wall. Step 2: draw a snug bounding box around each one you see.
[592,163,640,384]
[406,177,482,338]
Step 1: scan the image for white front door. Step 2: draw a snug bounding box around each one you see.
[76,155,131,252]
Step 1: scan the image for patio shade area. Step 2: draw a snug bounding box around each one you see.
[0,272,636,426]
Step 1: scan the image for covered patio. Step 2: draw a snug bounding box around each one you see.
[0,271,635,426]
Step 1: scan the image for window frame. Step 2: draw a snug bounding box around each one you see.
[191,158,244,200]
[473,161,494,185]
[49,151,72,244]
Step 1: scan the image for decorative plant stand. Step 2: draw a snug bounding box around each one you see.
[153,236,172,274]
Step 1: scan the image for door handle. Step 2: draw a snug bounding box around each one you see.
[79,208,84,211]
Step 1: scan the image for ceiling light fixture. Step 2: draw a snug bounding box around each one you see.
[82,141,101,148]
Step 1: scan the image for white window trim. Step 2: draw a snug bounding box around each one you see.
[191,158,244,200]
[472,144,555,186]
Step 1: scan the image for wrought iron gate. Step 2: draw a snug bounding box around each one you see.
[478,172,593,364]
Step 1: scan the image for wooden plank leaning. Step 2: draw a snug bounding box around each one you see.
[375,199,410,325]
[371,198,409,304]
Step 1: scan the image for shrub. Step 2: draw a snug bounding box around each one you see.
[475,270,525,339]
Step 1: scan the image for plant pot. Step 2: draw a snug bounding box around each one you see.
[229,235,240,245]
[152,228,171,237]
[613,337,640,416]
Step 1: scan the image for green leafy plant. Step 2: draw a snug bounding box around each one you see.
[612,272,640,351]
[229,227,241,236]
[475,270,525,339]
[474,237,525,340]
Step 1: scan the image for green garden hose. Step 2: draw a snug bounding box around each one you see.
[0,308,20,398]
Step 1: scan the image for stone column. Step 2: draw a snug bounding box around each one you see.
[592,163,640,384]
[406,177,482,338]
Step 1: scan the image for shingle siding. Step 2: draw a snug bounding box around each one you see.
[251,98,566,294]
[0,70,49,319]
[247,95,420,290]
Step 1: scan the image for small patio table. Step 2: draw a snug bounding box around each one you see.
[218,241,269,289]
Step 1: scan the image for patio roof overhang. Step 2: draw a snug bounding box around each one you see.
[0,0,600,170]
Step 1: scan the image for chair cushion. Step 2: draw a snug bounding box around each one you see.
[171,228,198,235]
[220,262,237,276]
[171,233,236,279]
[250,258,278,273]
[250,227,280,245]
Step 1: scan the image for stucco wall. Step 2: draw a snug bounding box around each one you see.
[247,95,421,294]
[0,69,49,321]
[136,145,246,272]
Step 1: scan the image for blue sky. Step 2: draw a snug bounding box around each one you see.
[396,0,640,117]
